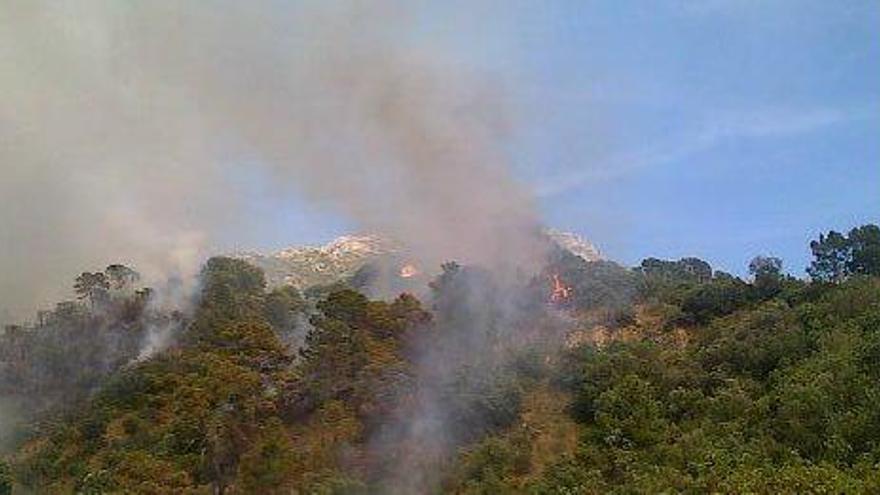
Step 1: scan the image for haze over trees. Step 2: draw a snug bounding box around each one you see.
[1,224,880,493]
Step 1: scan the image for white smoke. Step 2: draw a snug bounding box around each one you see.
[0,1,543,322]
[1,2,555,489]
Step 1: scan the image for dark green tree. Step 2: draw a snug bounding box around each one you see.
[638,257,712,283]
[679,257,713,282]
[105,264,140,291]
[808,224,880,282]
[680,274,752,324]
[264,286,305,334]
[73,271,110,307]
[808,230,851,282]
[749,255,784,299]
[749,256,782,279]
[189,257,268,343]
[296,289,370,409]
[237,419,295,494]
[0,459,11,495]
[848,224,880,277]
[637,257,714,304]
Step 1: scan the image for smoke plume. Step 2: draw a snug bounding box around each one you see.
[1,2,556,490]
[0,1,543,321]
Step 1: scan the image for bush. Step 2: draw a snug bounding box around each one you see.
[0,459,12,495]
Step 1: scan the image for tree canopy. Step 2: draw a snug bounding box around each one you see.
[809,224,880,282]
[4,224,880,493]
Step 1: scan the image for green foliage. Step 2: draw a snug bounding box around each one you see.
[106,264,141,290]
[264,285,306,334]
[188,256,268,345]
[637,256,712,298]
[848,224,880,276]
[527,456,606,494]
[316,288,369,324]
[679,272,753,324]
[749,255,784,298]
[74,271,110,306]
[297,311,369,409]
[636,254,801,326]
[695,301,812,380]
[557,257,639,316]
[529,275,880,492]
[10,257,294,493]
[717,461,880,494]
[594,374,667,448]
[809,224,880,282]
[0,459,11,495]
[237,419,295,494]
[749,255,783,278]
[443,367,524,441]
[451,431,532,494]
[9,226,880,494]
[0,264,159,436]
[71,264,142,309]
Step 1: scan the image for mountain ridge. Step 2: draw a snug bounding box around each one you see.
[233,231,602,289]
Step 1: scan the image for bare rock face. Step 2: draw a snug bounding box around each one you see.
[544,229,602,262]
[233,235,398,289]
[234,230,601,290]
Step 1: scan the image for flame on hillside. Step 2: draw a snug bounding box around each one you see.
[399,264,420,279]
[550,273,572,303]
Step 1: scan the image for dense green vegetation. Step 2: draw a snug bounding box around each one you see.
[2,224,880,493]
[529,277,880,493]
[5,259,432,493]
[0,264,164,449]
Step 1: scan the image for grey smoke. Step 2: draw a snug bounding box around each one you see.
[134,278,195,361]
[0,1,543,322]
[0,2,556,489]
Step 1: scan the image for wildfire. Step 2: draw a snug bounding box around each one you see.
[399,264,420,278]
[550,273,572,303]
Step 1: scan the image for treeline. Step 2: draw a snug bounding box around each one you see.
[0,264,176,447]
[2,223,880,494]
[447,223,880,493]
[549,224,880,327]
[4,258,550,493]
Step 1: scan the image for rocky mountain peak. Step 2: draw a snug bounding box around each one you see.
[235,230,601,290]
[545,229,602,262]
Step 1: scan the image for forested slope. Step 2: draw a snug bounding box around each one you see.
[2,224,879,494]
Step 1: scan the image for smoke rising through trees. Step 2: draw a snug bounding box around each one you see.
[0,1,541,322]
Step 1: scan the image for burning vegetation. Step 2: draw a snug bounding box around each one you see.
[0,3,878,493]
[549,273,573,303]
[3,224,880,493]
[399,263,420,279]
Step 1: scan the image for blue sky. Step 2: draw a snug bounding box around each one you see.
[257,1,879,276]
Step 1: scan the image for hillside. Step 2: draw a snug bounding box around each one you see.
[233,235,396,290]
[233,230,601,290]
[2,224,880,494]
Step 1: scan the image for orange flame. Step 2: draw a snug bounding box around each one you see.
[550,273,572,303]
[400,264,420,278]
